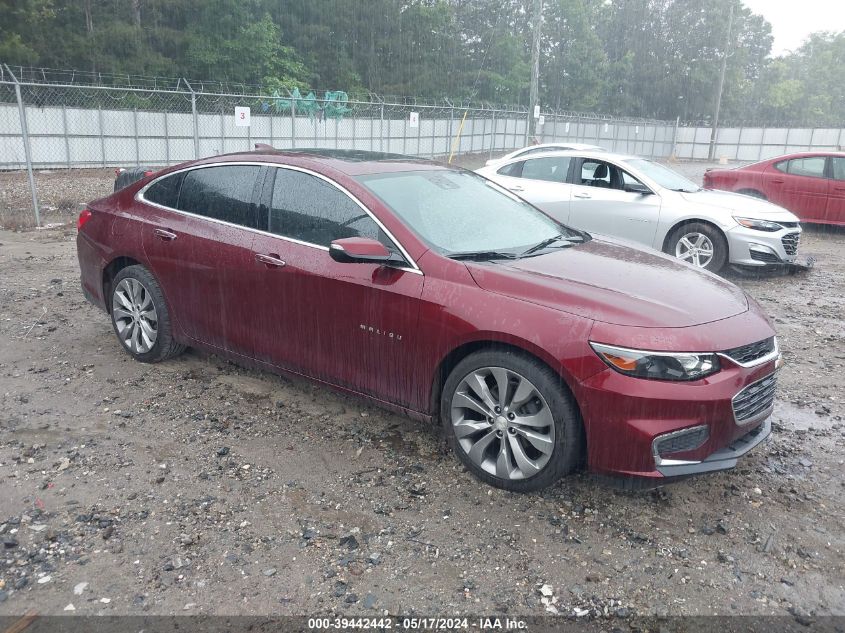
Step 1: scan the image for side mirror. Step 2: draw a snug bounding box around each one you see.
[624,182,653,195]
[329,237,404,266]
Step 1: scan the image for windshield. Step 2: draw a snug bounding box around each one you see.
[356,169,583,257]
[623,159,700,192]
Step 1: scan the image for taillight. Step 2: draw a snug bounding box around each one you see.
[78,209,92,231]
[143,170,154,177]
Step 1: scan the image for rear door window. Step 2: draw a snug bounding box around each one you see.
[176,165,262,228]
[786,157,826,178]
[519,156,571,183]
[268,168,382,247]
[830,157,845,180]
[144,172,184,208]
[497,161,523,177]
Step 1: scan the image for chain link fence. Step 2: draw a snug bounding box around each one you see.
[0,65,684,225]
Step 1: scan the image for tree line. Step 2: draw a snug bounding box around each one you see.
[1,0,843,125]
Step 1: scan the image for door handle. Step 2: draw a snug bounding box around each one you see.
[154,228,177,241]
[771,179,784,184]
[574,193,592,199]
[508,185,525,192]
[255,253,286,268]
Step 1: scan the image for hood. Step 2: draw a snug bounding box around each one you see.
[465,237,749,328]
[679,189,798,221]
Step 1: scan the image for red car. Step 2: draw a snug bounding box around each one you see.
[77,149,779,491]
[703,151,845,226]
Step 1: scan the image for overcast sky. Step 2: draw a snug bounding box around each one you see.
[741,0,845,56]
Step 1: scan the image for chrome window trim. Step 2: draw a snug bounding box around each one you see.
[136,161,423,276]
[717,336,779,368]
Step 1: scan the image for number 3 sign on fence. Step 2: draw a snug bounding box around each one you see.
[235,106,251,127]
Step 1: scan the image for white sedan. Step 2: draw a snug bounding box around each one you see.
[484,142,605,167]
[476,150,802,272]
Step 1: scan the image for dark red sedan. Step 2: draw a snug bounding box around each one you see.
[703,151,845,226]
[77,149,780,491]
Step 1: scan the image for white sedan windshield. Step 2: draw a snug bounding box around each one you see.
[624,159,700,193]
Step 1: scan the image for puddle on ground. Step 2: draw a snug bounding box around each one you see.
[773,400,838,431]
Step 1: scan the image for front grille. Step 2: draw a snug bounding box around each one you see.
[782,232,800,255]
[750,250,781,263]
[654,426,709,456]
[723,337,776,365]
[732,373,777,424]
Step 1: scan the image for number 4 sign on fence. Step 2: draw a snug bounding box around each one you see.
[409,112,419,128]
[235,106,251,127]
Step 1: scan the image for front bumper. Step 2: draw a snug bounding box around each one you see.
[655,416,771,478]
[725,224,801,266]
[574,355,778,480]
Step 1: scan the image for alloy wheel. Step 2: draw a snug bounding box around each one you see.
[112,278,158,354]
[450,367,555,480]
[675,232,715,268]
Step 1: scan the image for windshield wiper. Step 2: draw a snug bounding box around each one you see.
[521,234,584,257]
[669,187,701,193]
[448,250,520,261]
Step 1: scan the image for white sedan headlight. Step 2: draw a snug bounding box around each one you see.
[733,216,783,232]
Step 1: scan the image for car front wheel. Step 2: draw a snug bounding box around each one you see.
[110,265,185,363]
[441,350,583,492]
[667,222,728,272]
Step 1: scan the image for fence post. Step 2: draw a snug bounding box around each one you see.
[379,103,385,153]
[183,79,199,159]
[133,108,140,166]
[650,123,657,158]
[62,105,71,168]
[612,118,619,153]
[489,110,496,159]
[291,97,297,149]
[98,107,106,167]
[5,65,40,226]
[220,107,225,155]
[671,116,679,159]
[163,110,171,165]
[270,109,275,148]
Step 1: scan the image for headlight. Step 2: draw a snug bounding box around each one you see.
[590,342,720,381]
[733,216,782,232]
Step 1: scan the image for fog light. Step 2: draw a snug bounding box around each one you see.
[652,425,709,466]
[748,243,776,255]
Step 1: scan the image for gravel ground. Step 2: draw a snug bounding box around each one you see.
[0,160,843,622]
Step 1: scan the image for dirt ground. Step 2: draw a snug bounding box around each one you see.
[0,161,843,622]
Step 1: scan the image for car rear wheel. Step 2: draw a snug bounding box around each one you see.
[667,222,728,272]
[441,350,583,492]
[110,265,185,363]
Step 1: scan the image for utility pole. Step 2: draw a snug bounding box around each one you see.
[527,0,542,144]
[708,2,734,161]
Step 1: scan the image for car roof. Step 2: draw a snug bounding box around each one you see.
[188,147,452,176]
[766,151,845,160]
[495,149,640,163]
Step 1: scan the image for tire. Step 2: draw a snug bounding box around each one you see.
[440,349,584,492]
[109,265,185,363]
[666,222,728,272]
[737,188,766,200]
